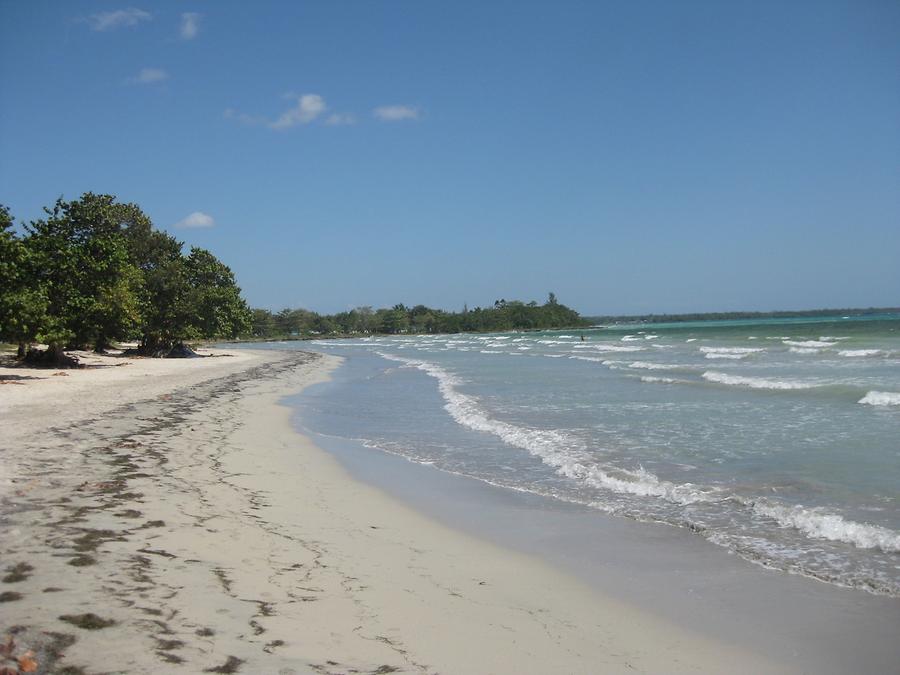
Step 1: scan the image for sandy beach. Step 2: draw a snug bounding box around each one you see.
[2,348,796,673]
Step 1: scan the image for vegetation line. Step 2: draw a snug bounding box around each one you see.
[248,293,589,339]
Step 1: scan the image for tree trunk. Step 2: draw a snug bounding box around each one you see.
[17,342,27,359]
[23,342,80,368]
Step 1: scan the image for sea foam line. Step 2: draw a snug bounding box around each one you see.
[627,361,681,371]
[858,391,900,407]
[702,371,818,390]
[699,346,765,360]
[376,352,715,506]
[746,500,900,554]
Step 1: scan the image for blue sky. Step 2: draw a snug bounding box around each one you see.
[1,1,898,315]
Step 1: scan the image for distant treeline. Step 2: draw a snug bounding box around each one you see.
[251,293,589,338]
[0,194,251,363]
[586,307,900,326]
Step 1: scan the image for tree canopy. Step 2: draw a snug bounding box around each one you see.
[249,294,588,340]
[0,193,252,361]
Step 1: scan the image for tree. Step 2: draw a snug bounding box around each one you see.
[251,308,277,338]
[181,247,252,342]
[22,194,140,360]
[2,193,255,361]
[380,304,410,334]
[0,206,48,357]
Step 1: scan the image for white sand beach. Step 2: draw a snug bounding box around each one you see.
[1,348,790,673]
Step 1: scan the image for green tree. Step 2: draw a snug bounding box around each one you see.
[251,308,277,338]
[182,247,252,341]
[381,304,410,334]
[0,205,48,357]
[23,194,140,360]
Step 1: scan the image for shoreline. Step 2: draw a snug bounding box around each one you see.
[304,413,900,674]
[0,348,819,672]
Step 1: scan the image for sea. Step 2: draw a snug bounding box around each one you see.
[251,313,900,597]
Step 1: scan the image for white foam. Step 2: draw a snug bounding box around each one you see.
[783,339,836,348]
[838,349,883,357]
[700,346,764,360]
[627,361,681,371]
[858,391,900,407]
[685,338,697,343]
[640,376,678,384]
[702,371,817,390]
[480,350,502,354]
[621,335,643,341]
[377,352,717,506]
[588,344,646,353]
[789,347,820,354]
[750,500,900,553]
[699,347,765,355]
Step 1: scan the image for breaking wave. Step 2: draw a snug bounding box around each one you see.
[377,352,718,506]
[748,500,900,553]
[699,346,764,360]
[858,391,900,407]
[702,371,818,390]
[783,339,837,348]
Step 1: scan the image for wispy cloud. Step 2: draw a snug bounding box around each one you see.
[180,12,201,40]
[87,7,151,31]
[226,93,330,130]
[173,211,215,229]
[125,67,168,85]
[270,94,327,130]
[226,95,410,130]
[373,105,420,121]
[324,112,357,126]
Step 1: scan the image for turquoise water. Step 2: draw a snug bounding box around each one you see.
[257,315,900,596]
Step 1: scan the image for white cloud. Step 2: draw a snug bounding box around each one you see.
[173,211,215,228]
[88,8,151,31]
[324,112,357,126]
[180,12,201,40]
[373,105,420,121]
[269,94,327,130]
[126,67,168,85]
[225,94,361,130]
